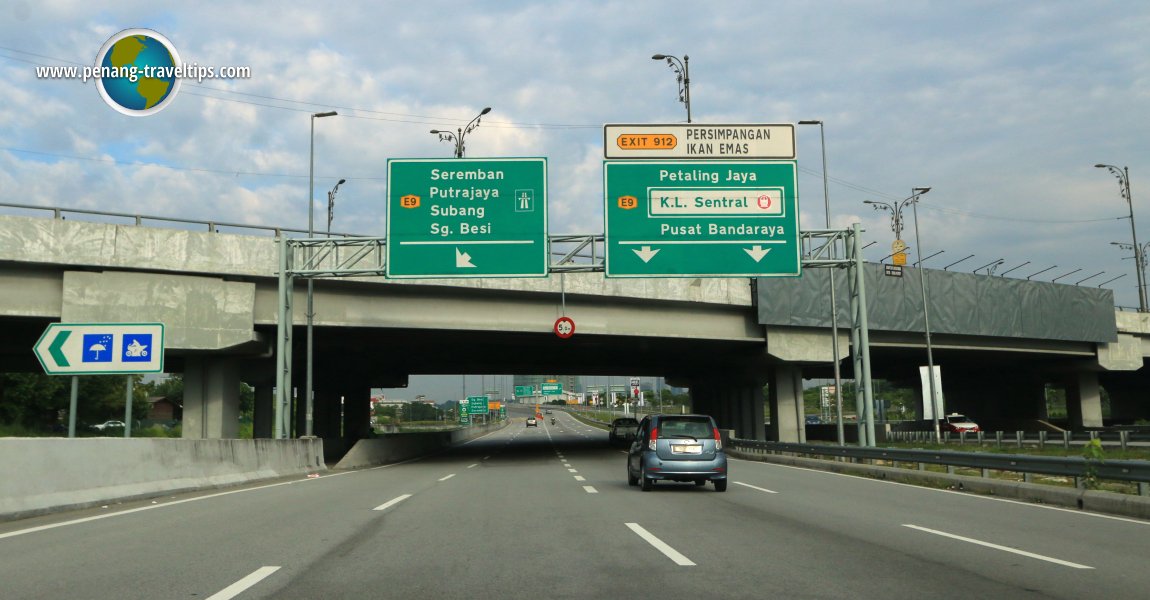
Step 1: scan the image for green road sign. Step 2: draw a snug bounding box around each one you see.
[386,158,549,278]
[459,400,470,424]
[33,322,165,375]
[541,382,563,396]
[514,385,534,397]
[603,161,800,277]
[467,396,490,415]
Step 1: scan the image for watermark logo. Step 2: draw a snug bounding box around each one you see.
[35,28,251,116]
[94,28,183,116]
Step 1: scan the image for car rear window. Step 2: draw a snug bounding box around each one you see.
[613,418,638,426]
[657,417,713,439]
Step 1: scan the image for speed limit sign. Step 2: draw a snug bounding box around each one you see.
[554,316,575,339]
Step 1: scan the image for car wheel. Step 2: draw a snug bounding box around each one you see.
[714,479,728,492]
[640,464,653,492]
[627,468,638,487]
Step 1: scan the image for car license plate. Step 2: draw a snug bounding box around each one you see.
[671,444,702,454]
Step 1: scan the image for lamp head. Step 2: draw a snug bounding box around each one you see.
[1095,164,1107,168]
[479,107,492,116]
[651,54,667,60]
[913,187,932,195]
[337,178,346,185]
[313,111,337,118]
[798,120,822,125]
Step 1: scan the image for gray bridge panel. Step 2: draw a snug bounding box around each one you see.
[758,262,1116,343]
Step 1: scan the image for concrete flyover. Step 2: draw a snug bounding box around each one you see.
[1,212,1148,448]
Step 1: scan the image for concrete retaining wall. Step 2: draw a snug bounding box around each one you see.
[1,438,325,521]
[335,422,506,470]
[729,448,1150,520]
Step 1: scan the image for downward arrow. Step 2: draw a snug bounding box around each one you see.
[455,248,476,268]
[49,330,71,367]
[632,246,660,263]
[744,245,771,262]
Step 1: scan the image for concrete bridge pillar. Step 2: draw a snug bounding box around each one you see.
[686,379,764,441]
[342,385,372,448]
[182,356,239,439]
[1066,371,1104,429]
[1099,374,1148,424]
[768,365,803,442]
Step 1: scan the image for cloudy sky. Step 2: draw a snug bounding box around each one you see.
[2,1,1148,399]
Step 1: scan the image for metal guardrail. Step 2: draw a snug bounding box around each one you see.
[730,439,1150,494]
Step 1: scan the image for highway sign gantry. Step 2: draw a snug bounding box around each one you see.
[386,158,549,278]
[34,322,165,375]
[603,160,801,278]
[604,124,795,160]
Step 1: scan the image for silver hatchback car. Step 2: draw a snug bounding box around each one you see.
[627,414,727,492]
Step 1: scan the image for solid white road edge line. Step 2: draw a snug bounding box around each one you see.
[733,481,779,494]
[372,494,413,511]
[625,522,696,566]
[438,474,456,482]
[205,566,281,600]
[902,524,1093,569]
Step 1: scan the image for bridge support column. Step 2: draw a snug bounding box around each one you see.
[1099,374,1148,424]
[182,356,239,439]
[768,365,803,442]
[1066,371,1104,429]
[343,385,372,448]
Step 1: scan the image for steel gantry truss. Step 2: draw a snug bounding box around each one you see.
[274,226,875,444]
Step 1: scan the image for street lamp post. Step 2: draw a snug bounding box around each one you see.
[306,110,337,438]
[431,107,492,158]
[907,188,940,441]
[326,178,346,236]
[1095,164,1146,312]
[651,53,690,123]
[798,120,845,446]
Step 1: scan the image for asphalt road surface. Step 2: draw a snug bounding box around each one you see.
[3,409,1149,599]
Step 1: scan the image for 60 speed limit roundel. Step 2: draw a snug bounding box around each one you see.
[554,316,575,339]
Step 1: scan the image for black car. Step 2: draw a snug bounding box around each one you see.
[608,417,639,445]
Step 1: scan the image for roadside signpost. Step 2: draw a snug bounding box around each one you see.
[603,160,800,277]
[34,323,165,374]
[33,322,165,439]
[467,395,490,415]
[604,124,795,160]
[459,399,470,425]
[386,158,549,278]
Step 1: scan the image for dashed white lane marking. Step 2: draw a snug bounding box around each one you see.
[563,463,572,467]
[205,566,281,600]
[467,464,478,469]
[902,524,1093,569]
[373,494,413,511]
[567,468,578,473]
[483,455,491,460]
[583,486,599,494]
[625,523,696,566]
[733,481,778,494]
[438,474,456,482]
[574,475,586,482]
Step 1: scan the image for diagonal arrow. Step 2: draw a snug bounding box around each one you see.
[632,246,660,263]
[455,247,476,268]
[49,329,71,367]
[744,245,771,262]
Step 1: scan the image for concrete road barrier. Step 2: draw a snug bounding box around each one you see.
[335,422,507,470]
[1,438,324,521]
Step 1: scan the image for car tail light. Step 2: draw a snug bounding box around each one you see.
[649,426,658,451]
[713,427,723,451]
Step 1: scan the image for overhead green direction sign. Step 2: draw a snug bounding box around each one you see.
[386,158,549,278]
[603,160,801,278]
[467,396,490,415]
[514,385,534,397]
[33,322,165,375]
[541,382,563,396]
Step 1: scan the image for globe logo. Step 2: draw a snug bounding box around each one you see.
[94,29,182,116]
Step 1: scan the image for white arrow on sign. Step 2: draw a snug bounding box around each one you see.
[744,245,771,262]
[455,248,476,268]
[632,246,660,263]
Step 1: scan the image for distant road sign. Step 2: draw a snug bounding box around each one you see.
[34,323,164,375]
[386,158,549,278]
[603,160,800,277]
[514,385,534,397]
[541,383,563,396]
[468,396,490,415]
[604,124,795,160]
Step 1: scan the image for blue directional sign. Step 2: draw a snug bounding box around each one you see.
[34,323,165,375]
